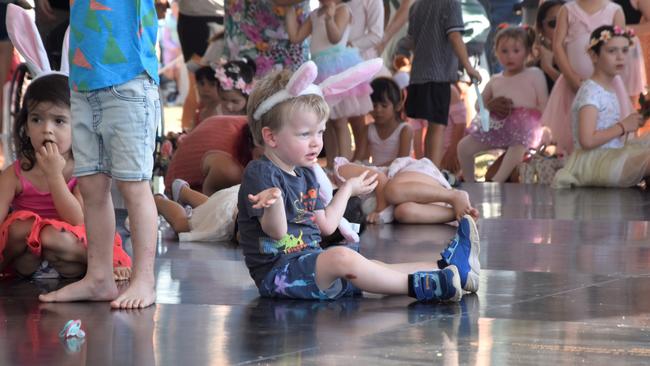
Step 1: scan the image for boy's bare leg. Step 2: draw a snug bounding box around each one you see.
[424,123,446,166]
[315,246,409,295]
[40,174,119,302]
[154,195,191,233]
[112,180,157,309]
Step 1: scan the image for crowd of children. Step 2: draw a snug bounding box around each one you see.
[1,0,649,311]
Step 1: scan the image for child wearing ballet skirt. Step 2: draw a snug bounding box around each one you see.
[553,25,650,188]
[285,0,373,166]
[458,25,549,183]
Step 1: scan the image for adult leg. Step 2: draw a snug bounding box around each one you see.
[154,194,191,233]
[112,180,157,309]
[39,174,119,303]
[200,151,243,196]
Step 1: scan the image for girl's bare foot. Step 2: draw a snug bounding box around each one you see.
[39,276,119,303]
[111,278,156,309]
[450,190,479,221]
[113,267,132,281]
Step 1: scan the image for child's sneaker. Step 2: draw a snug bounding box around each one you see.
[412,265,462,302]
[438,215,480,292]
[171,179,189,203]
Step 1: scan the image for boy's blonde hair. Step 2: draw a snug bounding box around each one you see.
[247,69,330,147]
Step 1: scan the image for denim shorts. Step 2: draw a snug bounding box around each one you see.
[259,251,359,300]
[71,73,160,181]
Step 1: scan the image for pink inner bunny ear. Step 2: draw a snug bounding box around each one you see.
[286,61,318,96]
[6,4,50,75]
[318,58,383,97]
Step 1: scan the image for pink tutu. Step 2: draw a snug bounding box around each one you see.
[312,45,372,119]
[468,107,543,148]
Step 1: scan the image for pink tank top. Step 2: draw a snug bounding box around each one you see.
[11,163,78,220]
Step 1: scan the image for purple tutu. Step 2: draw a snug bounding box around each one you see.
[468,107,543,148]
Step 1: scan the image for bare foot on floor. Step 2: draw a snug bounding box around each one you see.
[111,279,156,309]
[450,190,480,221]
[39,277,118,303]
[114,267,132,281]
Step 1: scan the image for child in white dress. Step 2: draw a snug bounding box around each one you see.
[553,25,649,188]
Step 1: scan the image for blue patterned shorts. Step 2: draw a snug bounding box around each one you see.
[259,251,359,300]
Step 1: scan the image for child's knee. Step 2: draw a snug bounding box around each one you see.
[7,219,35,243]
[41,228,83,261]
[393,202,416,222]
[319,246,358,272]
[383,181,402,205]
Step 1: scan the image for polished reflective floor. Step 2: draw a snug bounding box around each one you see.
[2,183,650,365]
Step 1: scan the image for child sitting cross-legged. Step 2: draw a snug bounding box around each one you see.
[238,59,481,302]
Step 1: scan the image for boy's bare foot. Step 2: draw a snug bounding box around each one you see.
[39,277,118,303]
[113,267,132,281]
[111,279,156,309]
[450,190,479,221]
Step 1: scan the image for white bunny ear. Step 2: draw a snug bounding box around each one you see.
[6,4,52,76]
[286,61,318,96]
[60,26,70,75]
[318,58,383,99]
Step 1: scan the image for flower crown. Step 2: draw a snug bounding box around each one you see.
[587,26,635,51]
[214,61,255,95]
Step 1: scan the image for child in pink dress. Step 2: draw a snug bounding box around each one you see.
[541,0,633,155]
[0,75,131,279]
[458,25,549,183]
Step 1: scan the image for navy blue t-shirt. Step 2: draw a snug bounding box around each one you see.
[237,157,325,287]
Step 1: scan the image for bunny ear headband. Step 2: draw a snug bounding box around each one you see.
[252,58,384,121]
[6,4,70,78]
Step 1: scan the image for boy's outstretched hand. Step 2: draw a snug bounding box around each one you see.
[344,170,378,197]
[249,187,282,209]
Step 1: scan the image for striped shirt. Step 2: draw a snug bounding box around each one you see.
[408,0,464,84]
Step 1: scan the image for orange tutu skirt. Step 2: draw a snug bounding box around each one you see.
[0,210,131,269]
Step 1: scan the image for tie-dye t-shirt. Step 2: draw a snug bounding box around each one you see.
[69,0,159,91]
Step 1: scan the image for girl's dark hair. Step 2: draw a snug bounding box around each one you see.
[370,77,402,107]
[588,25,634,55]
[216,57,257,93]
[495,24,536,52]
[535,0,565,34]
[15,74,70,171]
[195,66,217,82]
